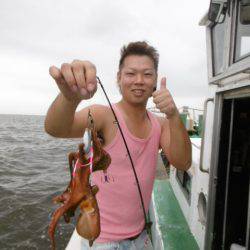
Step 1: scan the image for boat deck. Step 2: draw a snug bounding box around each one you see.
[150,155,199,249]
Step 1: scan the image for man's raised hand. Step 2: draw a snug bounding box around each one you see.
[152,77,178,118]
[49,60,97,102]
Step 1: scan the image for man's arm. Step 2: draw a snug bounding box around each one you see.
[45,95,105,138]
[153,77,192,171]
[44,60,98,138]
[45,93,81,137]
[159,115,191,171]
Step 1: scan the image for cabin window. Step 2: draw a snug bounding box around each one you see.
[234,1,250,61]
[211,21,227,75]
[176,170,191,203]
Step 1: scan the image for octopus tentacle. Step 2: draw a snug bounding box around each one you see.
[48,202,72,250]
[48,112,111,250]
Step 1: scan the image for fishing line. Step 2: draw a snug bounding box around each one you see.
[96,76,152,233]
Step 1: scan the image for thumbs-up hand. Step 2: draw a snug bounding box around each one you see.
[152,77,178,118]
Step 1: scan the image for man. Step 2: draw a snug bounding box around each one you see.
[45,41,191,249]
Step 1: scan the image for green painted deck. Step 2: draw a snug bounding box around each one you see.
[152,179,199,250]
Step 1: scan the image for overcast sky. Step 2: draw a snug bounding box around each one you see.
[0,0,210,115]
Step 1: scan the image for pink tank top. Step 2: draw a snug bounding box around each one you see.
[91,104,161,243]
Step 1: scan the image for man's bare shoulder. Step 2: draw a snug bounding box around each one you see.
[88,104,112,119]
[77,104,113,129]
[90,104,110,112]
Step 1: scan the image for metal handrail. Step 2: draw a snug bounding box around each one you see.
[178,106,204,112]
[199,98,214,173]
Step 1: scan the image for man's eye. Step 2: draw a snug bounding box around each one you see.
[145,73,153,76]
[126,72,134,76]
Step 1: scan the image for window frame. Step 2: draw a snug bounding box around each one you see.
[207,0,250,85]
[234,0,250,62]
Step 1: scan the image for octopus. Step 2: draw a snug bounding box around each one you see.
[48,112,111,250]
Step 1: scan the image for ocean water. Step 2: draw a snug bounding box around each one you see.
[0,114,82,250]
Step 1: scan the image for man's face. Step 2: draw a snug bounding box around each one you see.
[117,55,157,105]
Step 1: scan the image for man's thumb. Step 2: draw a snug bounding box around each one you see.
[160,77,167,90]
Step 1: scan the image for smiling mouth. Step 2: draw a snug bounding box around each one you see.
[132,89,145,95]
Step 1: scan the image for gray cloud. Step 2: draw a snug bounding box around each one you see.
[0,0,210,114]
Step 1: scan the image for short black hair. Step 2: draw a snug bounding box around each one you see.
[119,41,159,71]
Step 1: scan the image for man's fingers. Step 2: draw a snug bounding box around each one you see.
[84,61,97,92]
[49,60,97,100]
[49,66,65,84]
[60,63,77,92]
[156,99,172,110]
[72,60,87,93]
[49,65,77,97]
[160,77,167,90]
[153,94,168,104]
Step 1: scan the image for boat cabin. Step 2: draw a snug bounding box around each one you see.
[150,1,250,250]
[201,1,250,249]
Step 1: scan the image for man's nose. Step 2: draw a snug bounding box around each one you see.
[135,73,144,84]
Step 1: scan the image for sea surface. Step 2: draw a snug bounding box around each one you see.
[0,114,82,250]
